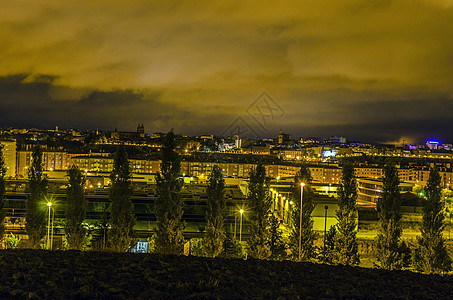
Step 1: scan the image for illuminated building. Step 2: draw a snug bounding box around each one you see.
[357,178,414,203]
[0,139,16,177]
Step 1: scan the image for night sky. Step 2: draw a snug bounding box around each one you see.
[1,1,453,144]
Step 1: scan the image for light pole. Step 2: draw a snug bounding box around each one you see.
[234,213,237,239]
[283,197,287,222]
[239,209,244,242]
[272,190,277,213]
[299,182,305,261]
[47,201,52,250]
[51,206,55,250]
[324,205,328,254]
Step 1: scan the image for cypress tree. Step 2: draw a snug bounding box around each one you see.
[65,165,87,250]
[108,146,135,252]
[247,163,272,259]
[414,167,452,273]
[334,163,360,265]
[0,145,6,241]
[375,164,410,270]
[320,225,337,264]
[268,214,287,260]
[205,165,226,258]
[289,165,317,261]
[26,144,48,249]
[155,130,185,254]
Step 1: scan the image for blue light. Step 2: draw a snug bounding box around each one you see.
[427,140,440,145]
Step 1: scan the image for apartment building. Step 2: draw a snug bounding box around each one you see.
[0,139,16,177]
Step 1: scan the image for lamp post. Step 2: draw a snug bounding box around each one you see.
[234,212,237,239]
[272,190,277,212]
[47,201,52,250]
[324,205,328,254]
[283,197,287,223]
[239,209,244,242]
[299,182,305,261]
[51,206,55,250]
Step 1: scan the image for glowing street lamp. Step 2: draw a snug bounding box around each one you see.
[299,182,305,261]
[239,209,244,242]
[47,201,52,250]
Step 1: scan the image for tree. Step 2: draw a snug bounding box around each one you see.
[108,146,135,252]
[375,164,410,270]
[319,225,337,264]
[205,165,226,258]
[414,167,452,273]
[26,144,48,249]
[65,165,88,250]
[0,145,6,241]
[334,163,360,265]
[289,165,317,261]
[247,164,272,259]
[268,214,287,260]
[155,130,185,254]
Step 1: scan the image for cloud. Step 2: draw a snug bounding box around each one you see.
[1,1,453,142]
[0,74,190,132]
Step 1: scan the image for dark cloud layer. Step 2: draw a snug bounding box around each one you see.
[0,74,189,132]
[1,1,453,143]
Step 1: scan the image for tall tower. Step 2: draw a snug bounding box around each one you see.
[137,124,145,137]
[278,130,284,144]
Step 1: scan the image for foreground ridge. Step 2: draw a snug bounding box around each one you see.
[0,249,452,299]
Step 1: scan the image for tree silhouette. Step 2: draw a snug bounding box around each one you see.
[334,163,360,265]
[247,164,272,259]
[414,167,452,273]
[65,165,88,250]
[0,145,6,240]
[109,146,135,252]
[205,165,226,258]
[375,164,410,270]
[155,130,185,254]
[26,144,48,249]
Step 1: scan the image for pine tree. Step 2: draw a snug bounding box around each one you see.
[334,163,360,265]
[375,164,410,270]
[289,165,317,261]
[268,214,287,260]
[155,130,185,254]
[247,164,272,259]
[0,145,6,241]
[414,167,452,273]
[205,165,226,258]
[108,146,135,252]
[26,144,48,249]
[65,165,88,250]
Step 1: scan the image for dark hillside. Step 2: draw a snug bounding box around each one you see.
[0,250,451,299]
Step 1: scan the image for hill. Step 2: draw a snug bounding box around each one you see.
[0,249,452,299]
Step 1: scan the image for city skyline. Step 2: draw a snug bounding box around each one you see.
[1,1,453,144]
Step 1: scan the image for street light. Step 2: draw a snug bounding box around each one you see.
[51,205,55,250]
[47,201,52,250]
[299,182,305,261]
[324,205,329,255]
[283,197,287,222]
[239,209,244,242]
[234,211,237,239]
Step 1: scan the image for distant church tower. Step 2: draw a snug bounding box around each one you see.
[137,123,145,137]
